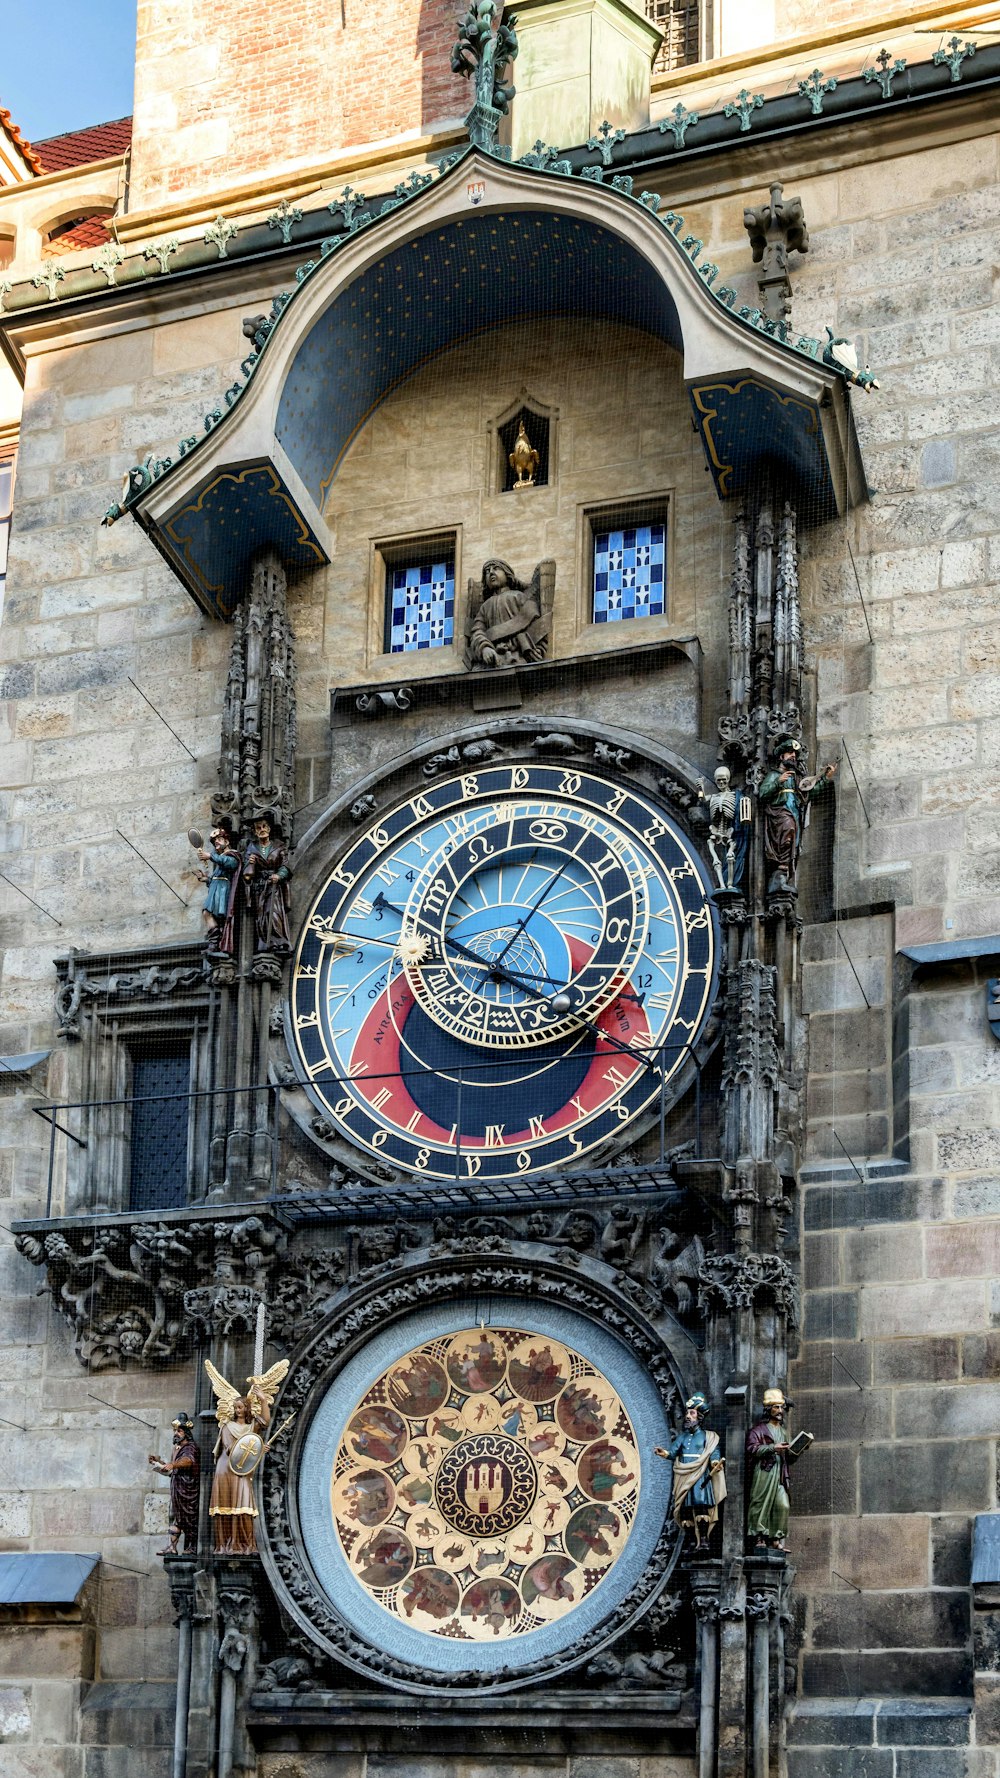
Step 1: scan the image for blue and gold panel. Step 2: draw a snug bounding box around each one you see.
[688,376,835,516]
[160,463,328,620]
[387,555,455,654]
[299,1300,672,1674]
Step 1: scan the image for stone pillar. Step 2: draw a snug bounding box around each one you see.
[210,548,297,1200]
[509,0,662,160]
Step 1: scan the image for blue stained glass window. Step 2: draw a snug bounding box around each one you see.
[386,553,455,654]
[593,521,666,624]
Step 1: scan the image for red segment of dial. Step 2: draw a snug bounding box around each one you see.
[347,961,652,1151]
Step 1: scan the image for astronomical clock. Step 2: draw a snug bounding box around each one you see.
[262,730,723,1705]
[288,756,718,1181]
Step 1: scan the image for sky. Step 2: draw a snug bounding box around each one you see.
[2,0,137,142]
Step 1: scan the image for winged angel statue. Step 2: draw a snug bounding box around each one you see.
[465,556,556,670]
[204,1358,293,1553]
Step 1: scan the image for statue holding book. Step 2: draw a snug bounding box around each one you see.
[745,1388,813,1552]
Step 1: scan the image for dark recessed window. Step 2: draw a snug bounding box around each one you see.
[647,0,700,73]
[128,1039,191,1212]
[499,409,550,493]
[382,536,456,655]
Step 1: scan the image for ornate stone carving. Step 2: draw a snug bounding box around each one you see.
[697,1253,798,1325]
[743,183,809,323]
[54,948,207,1039]
[218,550,297,835]
[720,960,778,1165]
[15,1213,286,1368]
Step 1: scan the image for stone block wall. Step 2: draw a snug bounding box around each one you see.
[790,956,1000,1712]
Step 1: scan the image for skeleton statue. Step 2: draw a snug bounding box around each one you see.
[699,767,750,893]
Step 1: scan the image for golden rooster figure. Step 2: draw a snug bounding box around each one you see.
[204,1358,292,1553]
[508,419,539,488]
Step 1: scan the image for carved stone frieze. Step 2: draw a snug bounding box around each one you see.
[54,946,208,1039]
[14,1212,287,1368]
[697,1252,798,1325]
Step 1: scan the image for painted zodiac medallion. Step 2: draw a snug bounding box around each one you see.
[331,1327,640,1641]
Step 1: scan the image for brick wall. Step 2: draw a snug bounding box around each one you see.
[130,0,463,212]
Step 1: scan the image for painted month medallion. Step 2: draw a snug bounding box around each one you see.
[331,1326,640,1642]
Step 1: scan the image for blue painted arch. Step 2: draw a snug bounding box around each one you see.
[275,209,683,511]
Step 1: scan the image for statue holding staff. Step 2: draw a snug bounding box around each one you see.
[148,1411,201,1556]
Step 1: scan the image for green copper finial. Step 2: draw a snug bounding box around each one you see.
[724,89,764,133]
[659,102,700,149]
[933,35,976,82]
[863,47,906,99]
[327,186,368,231]
[451,1,519,150]
[267,199,304,245]
[204,215,239,259]
[91,241,124,287]
[31,263,65,302]
[143,237,180,275]
[587,119,626,167]
[797,68,837,115]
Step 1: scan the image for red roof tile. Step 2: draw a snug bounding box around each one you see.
[45,215,113,252]
[33,117,132,174]
[0,107,43,175]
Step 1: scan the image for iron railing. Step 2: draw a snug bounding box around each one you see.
[31,1032,717,1220]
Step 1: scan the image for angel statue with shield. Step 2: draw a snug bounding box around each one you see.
[465,556,555,670]
[204,1357,294,1553]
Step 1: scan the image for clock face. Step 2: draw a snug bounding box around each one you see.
[290,760,717,1180]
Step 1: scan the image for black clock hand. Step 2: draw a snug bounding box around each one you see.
[490,850,576,967]
[373,893,568,989]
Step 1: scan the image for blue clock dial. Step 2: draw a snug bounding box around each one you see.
[289,761,718,1181]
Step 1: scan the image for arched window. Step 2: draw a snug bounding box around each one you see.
[41,208,114,255]
[0,231,14,271]
[647,0,701,71]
